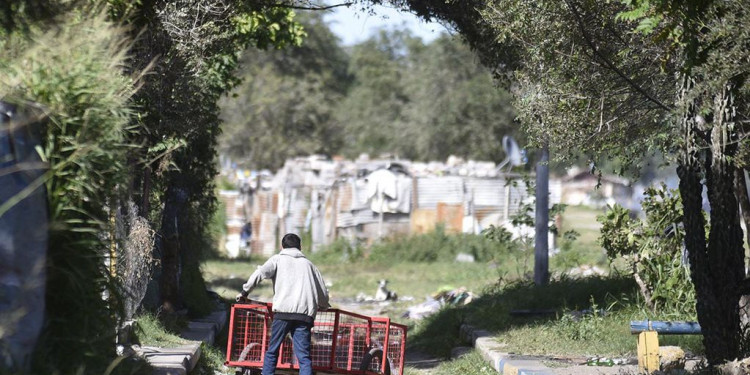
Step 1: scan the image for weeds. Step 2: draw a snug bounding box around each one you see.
[1,9,139,373]
[193,343,231,375]
[133,313,188,347]
[432,351,496,375]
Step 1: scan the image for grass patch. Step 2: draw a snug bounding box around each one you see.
[431,350,497,375]
[203,258,510,304]
[133,313,189,347]
[367,226,517,264]
[202,259,274,301]
[193,343,231,375]
[553,205,609,270]
[409,275,703,358]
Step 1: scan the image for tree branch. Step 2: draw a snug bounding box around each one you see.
[563,0,672,112]
[271,2,353,11]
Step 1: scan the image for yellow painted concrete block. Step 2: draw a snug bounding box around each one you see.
[637,331,660,374]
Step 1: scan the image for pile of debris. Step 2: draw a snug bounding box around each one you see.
[402,286,475,320]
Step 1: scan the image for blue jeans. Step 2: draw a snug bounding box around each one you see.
[262,319,313,375]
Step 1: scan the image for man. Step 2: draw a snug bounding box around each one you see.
[236,233,330,375]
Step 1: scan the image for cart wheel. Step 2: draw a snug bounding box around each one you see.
[235,369,260,375]
[359,348,392,375]
[238,342,261,361]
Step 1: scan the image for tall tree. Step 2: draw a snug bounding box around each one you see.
[335,29,414,158]
[220,11,350,170]
[221,23,518,166]
[335,29,518,161]
[402,34,516,161]
[2,8,137,373]
[374,0,750,365]
[118,0,306,313]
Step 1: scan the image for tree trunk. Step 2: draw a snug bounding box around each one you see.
[680,82,745,365]
[159,183,186,312]
[678,160,718,357]
[704,154,744,364]
[733,169,750,253]
[705,86,745,364]
[534,143,550,286]
[733,169,750,328]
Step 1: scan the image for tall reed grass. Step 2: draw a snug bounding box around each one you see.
[1,9,138,373]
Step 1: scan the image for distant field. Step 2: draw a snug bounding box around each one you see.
[203,258,506,319]
[204,204,610,306]
[553,205,611,272]
[560,204,604,249]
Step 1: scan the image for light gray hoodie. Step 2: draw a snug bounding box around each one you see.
[242,248,330,319]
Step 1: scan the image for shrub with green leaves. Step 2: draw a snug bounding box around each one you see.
[1,10,136,373]
[598,184,696,315]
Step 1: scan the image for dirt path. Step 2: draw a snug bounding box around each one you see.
[404,349,442,374]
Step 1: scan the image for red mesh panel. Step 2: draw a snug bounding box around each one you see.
[225,304,407,375]
[386,324,407,375]
[226,303,271,367]
[312,309,336,367]
[332,310,370,372]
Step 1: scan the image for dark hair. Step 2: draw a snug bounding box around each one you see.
[281,233,301,250]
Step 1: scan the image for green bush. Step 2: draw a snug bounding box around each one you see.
[598,184,696,315]
[554,297,610,342]
[433,351,495,375]
[206,198,227,259]
[179,205,221,317]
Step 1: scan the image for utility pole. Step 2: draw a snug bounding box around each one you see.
[534,143,550,286]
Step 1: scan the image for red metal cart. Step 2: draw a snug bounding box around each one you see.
[226,300,407,375]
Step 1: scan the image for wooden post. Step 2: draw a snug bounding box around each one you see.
[504,183,511,221]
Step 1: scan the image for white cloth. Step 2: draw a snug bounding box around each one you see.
[365,169,411,213]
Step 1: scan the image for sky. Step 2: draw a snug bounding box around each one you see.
[322,3,449,45]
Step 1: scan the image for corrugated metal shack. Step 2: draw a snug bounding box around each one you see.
[238,155,562,257]
[218,190,249,258]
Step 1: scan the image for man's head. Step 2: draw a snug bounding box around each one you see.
[281,233,301,250]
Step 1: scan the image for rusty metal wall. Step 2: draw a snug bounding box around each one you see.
[436,202,464,234]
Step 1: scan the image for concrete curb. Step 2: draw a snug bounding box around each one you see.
[138,343,202,375]
[460,324,555,375]
[134,302,228,375]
